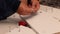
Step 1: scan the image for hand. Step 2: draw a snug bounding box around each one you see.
[31,0,40,12]
[17,1,33,15]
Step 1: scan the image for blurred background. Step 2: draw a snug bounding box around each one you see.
[39,0,60,8]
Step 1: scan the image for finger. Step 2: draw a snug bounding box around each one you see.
[24,6,33,13]
[31,1,38,12]
[17,10,31,15]
[34,1,40,11]
[32,1,36,9]
[36,1,40,10]
[19,7,32,15]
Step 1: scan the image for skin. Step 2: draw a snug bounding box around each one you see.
[32,0,40,12]
[17,0,40,15]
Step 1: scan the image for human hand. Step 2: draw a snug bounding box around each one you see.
[17,1,33,15]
